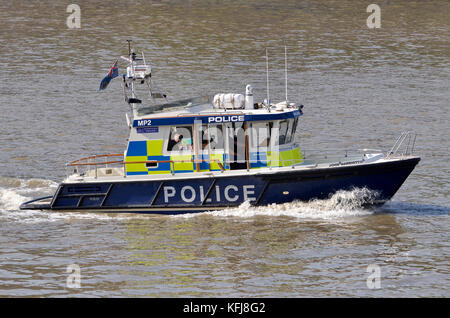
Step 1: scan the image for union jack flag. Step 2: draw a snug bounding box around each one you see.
[99,60,118,91]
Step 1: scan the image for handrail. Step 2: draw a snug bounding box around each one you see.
[68,157,224,170]
[66,145,391,179]
[68,154,124,166]
[66,148,371,175]
[386,131,417,158]
[66,154,226,178]
[68,160,124,166]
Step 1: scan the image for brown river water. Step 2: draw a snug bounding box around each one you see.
[0,0,449,297]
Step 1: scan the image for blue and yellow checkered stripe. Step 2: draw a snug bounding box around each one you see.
[125,140,229,175]
[125,140,170,175]
[250,147,303,168]
[125,140,303,174]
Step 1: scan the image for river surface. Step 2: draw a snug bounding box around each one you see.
[0,0,449,297]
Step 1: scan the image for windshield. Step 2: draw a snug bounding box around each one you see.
[137,95,213,115]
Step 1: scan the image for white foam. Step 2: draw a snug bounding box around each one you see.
[0,176,153,223]
[0,188,30,211]
[0,177,57,211]
[0,176,152,223]
[177,188,378,220]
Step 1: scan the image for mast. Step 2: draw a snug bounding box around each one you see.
[127,39,132,55]
[126,40,138,118]
[265,48,270,105]
[284,45,288,103]
[120,40,167,118]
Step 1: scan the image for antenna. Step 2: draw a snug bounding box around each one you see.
[126,39,132,55]
[265,48,270,104]
[284,45,288,103]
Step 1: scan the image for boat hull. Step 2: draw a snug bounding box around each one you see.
[20,157,420,214]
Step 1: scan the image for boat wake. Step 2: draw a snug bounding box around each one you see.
[0,177,59,222]
[180,187,380,220]
[0,177,138,223]
[0,177,58,211]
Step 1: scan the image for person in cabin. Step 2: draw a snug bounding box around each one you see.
[201,131,210,150]
[168,133,183,151]
[209,135,217,150]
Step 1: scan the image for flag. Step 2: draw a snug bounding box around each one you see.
[99,60,118,91]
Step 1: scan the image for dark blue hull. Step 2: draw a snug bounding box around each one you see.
[20,157,420,214]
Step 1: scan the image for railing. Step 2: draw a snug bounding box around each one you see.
[66,144,402,179]
[66,154,226,178]
[300,146,383,165]
[386,131,417,158]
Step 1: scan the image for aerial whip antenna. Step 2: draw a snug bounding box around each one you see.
[127,39,132,56]
[265,48,270,105]
[284,45,288,103]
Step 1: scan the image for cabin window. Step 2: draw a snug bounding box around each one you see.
[167,126,193,151]
[278,120,288,145]
[285,119,293,144]
[284,118,297,144]
[145,162,158,168]
[289,117,298,143]
[227,122,247,169]
[251,122,270,149]
[200,124,224,151]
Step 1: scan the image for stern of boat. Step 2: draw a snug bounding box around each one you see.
[20,195,53,210]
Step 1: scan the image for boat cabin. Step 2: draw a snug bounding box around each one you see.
[124,94,304,176]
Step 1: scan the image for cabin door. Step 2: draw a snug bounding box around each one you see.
[225,122,248,170]
[195,123,227,172]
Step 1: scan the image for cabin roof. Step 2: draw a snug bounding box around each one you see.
[137,95,213,117]
[136,95,301,116]
[133,106,301,128]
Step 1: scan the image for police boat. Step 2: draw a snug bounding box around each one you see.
[20,43,420,214]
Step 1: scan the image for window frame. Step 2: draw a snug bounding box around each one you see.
[166,125,194,153]
[278,120,289,145]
